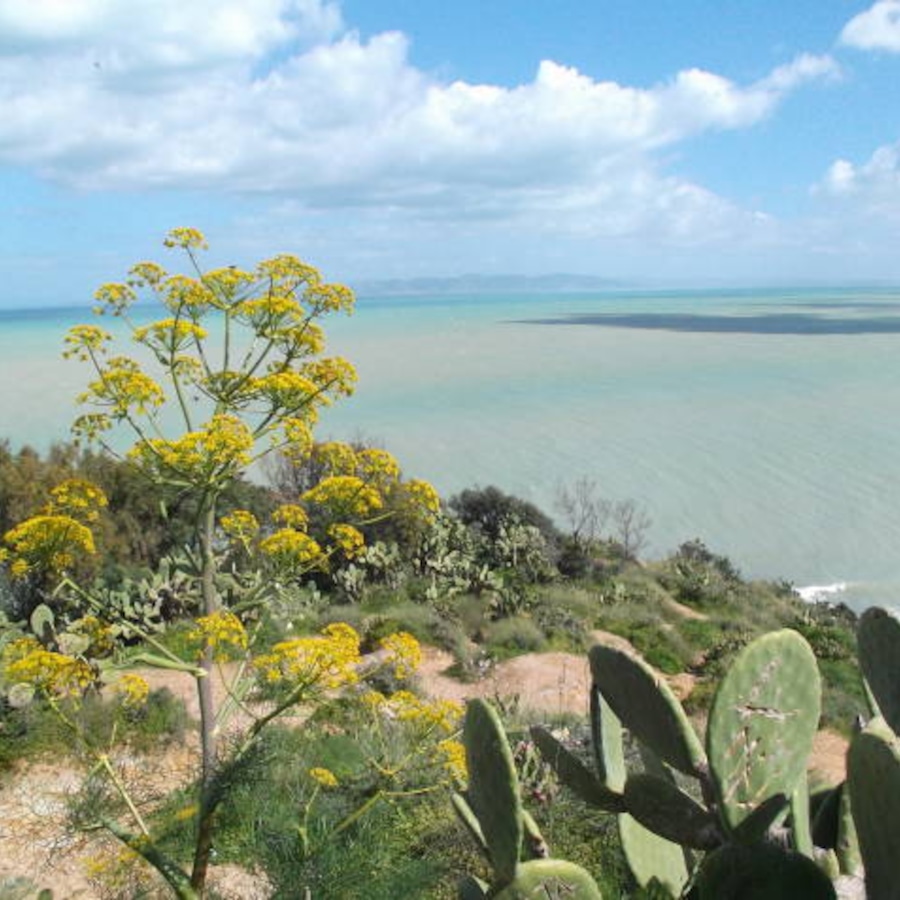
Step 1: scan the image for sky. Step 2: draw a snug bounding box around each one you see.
[1,0,900,307]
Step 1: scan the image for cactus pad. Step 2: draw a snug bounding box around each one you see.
[696,842,837,899]
[493,859,604,899]
[707,629,821,832]
[618,812,689,896]
[590,682,626,792]
[530,726,623,811]
[858,607,900,733]
[463,699,522,884]
[624,773,720,850]
[847,716,900,899]
[589,644,705,775]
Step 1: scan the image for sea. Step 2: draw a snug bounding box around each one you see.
[2,286,899,613]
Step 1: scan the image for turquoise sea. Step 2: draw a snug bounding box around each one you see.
[2,287,900,612]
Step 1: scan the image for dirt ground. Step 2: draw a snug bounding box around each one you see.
[0,637,849,898]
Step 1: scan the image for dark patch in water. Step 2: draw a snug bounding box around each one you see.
[514,311,900,336]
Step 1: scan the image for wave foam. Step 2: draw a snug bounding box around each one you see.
[795,582,848,603]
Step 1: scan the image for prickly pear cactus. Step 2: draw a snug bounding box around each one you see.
[706,629,820,832]
[589,644,705,776]
[857,606,900,732]
[847,716,900,899]
[463,699,523,884]
[530,726,623,811]
[618,812,689,897]
[696,842,837,899]
[493,859,603,899]
[590,682,626,792]
[623,773,720,850]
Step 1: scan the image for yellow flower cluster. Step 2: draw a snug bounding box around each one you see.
[301,476,383,519]
[280,417,315,462]
[94,282,138,316]
[203,267,254,300]
[272,504,309,531]
[304,282,355,315]
[379,631,421,680]
[257,253,321,290]
[327,523,365,559]
[436,738,467,784]
[45,479,108,523]
[308,766,339,788]
[115,673,150,708]
[82,357,166,416]
[133,318,207,352]
[374,690,462,735]
[63,324,112,361]
[162,274,217,314]
[254,622,361,690]
[129,414,253,482]
[300,357,357,399]
[255,371,321,414]
[127,260,167,288]
[220,509,260,543]
[163,227,208,250]
[188,610,248,661]
[313,441,358,476]
[259,529,323,571]
[405,479,441,516]
[2,637,95,698]
[1,514,97,578]
[357,448,401,486]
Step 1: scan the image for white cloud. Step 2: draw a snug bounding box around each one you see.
[817,142,900,218]
[0,2,837,248]
[840,0,900,52]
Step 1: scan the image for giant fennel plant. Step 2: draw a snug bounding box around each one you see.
[0,228,451,898]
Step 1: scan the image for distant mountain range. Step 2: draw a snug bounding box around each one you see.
[352,273,629,297]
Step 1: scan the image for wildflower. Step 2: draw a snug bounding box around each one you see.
[81,356,166,416]
[45,479,108,523]
[3,644,95,698]
[382,691,462,734]
[259,529,323,572]
[313,442,358,476]
[272,504,309,531]
[253,622,361,690]
[327,523,365,559]
[161,274,216,314]
[188,610,248,661]
[133,318,208,352]
[163,227,208,250]
[220,509,260,543]
[3,514,96,576]
[380,632,421,680]
[63,324,112,361]
[436,739,467,784]
[405,479,441,516]
[308,767,339,788]
[115,673,150,708]
[357,448,401,485]
[94,282,137,316]
[301,476,382,519]
[127,261,167,288]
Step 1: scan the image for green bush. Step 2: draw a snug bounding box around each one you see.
[483,616,547,657]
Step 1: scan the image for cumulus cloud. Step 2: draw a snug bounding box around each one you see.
[0,1,837,246]
[817,142,900,219]
[840,0,900,52]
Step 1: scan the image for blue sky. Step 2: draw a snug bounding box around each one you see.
[1,0,900,307]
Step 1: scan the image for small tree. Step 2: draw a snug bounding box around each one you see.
[0,228,442,897]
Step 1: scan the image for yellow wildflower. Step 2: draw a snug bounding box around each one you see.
[301,476,382,519]
[133,318,208,351]
[327,523,365,559]
[220,509,260,543]
[4,646,95,698]
[272,504,309,531]
[436,739,467,784]
[3,514,96,575]
[259,529,323,571]
[127,261,167,288]
[382,691,462,734]
[308,767,339,788]
[94,282,137,316]
[188,610,248,661]
[63,324,112,361]
[45,479,108,523]
[380,632,421,680]
[405,479,441,516]
[163,227,208,250]
[115,673,150,708]
[254,622,361,690]
[81,356,165,416]
[314,442,357,476]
